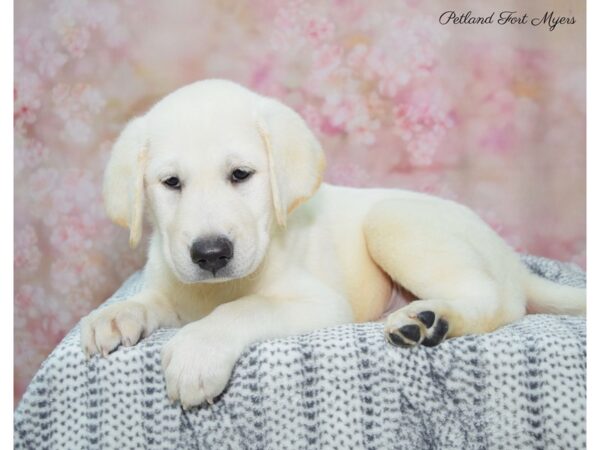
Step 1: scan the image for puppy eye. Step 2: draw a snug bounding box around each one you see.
[162,176,182,190]
[230,168,254,183]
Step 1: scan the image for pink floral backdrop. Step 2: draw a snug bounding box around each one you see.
[14,0,585,404]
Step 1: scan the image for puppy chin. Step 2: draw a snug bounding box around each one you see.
[192,276,235,284]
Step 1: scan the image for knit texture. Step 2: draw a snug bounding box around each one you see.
[14,255,586,449]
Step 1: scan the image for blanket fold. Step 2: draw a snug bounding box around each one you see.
[14,255,586,449]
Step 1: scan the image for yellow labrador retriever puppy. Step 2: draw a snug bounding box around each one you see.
[81,79,586,408]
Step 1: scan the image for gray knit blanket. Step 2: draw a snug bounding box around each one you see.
[14,255,586,449]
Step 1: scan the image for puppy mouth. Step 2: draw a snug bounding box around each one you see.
[199,269,233,283]
[188,265,238,284]
[194,277,232,284]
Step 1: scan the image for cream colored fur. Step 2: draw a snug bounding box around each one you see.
[81,79,586,408]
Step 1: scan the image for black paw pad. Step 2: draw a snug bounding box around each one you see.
[398,324,421,343]
[386,324,421,347]
[422,318,449,347]
[416,311,435,328]
[387,331,409,347]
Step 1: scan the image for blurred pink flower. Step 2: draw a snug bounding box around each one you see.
[479,126,516,154]
[49,213,99,255]
[14,73,42,133]
[14,226,42,275]
[38,40,69,78]
[312,43,343,78]
[325,159,372,187]
[80,86,107,113]
[323,92,360,128]
[52,83,106,118]
[16,283,77,341]
[63,118,93,143]
[29,168,59,201]
[59,25,90,58]
[346,44,368,70]
[362,48,411,97]
[305,17,335,44]
[476,209,525,252]
[15,285,46,323]
[392,88,455,166]
[14,137,49,173]
[51,83,105,142]
[13,0,586,405]
[299,104,324,133]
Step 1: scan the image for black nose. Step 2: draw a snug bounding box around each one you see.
[190,236,234,275]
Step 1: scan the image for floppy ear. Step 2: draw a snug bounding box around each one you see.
[257,98,325,227]
[103,117,148,248]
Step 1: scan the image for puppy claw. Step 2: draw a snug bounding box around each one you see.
[80,301,148,359]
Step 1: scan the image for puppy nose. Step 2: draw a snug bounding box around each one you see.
[190,236,234,275]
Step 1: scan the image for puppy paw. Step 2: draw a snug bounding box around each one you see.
[161,323,240,409]
[80,301,149,358]
[385,307,449,348]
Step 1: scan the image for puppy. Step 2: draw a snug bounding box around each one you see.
[80,79,586,408]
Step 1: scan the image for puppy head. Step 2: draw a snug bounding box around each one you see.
[103,79,324,283]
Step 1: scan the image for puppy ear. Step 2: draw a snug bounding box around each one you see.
[257,98,325,227]
[103,117,148,248]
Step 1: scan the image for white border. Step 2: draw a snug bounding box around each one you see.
[587,0,596,447]
[2,0,14,446]
[5,1,592,446]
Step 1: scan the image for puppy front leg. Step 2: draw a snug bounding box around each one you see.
[161,279,352,408]
[80,289,181,358]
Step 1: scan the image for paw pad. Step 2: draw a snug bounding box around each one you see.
[387,324,421,347]
[422,317,449,347]
[416,310,435,328]
[385,309,449,348]
[399,324,421,342]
